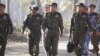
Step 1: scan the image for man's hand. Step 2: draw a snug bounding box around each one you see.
[60,33,63,38]
[22,30,24,34]
[22,31,24,34]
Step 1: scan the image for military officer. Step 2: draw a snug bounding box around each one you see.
[88,4,99,56]
[70,3,93,56]
[0,3,13,56]
[43,3,64,56]
[22,5,43,56]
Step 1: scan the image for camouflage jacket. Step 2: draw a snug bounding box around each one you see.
[23,13,43,33]
[43,12,63,33]
[0,13,13,35]
[88,12,99,31]
[70,12,93,33]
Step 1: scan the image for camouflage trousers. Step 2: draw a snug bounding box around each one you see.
[73,31,86,56]
[44,32,59,56]
[83,31,91,56]
[91,30,99,54]
[0,34,7,56]
[28,32,41,56]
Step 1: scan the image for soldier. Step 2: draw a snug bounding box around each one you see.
[88,4,99,56]
[43,3,50,55]
[83,6,91,56]
[22,5,43,56]
[43,3,63,56]
[0,3,13,56]
[70,3,93,56]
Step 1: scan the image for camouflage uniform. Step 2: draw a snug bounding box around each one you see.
[89,12,99,55]
[22,13,43,56]
[43,12,63,56]
[97,13,100,43]
[70,12,93,56]
[0,13,13,56]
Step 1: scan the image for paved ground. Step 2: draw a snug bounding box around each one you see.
[5,37,100,56]
[5,41,67,56]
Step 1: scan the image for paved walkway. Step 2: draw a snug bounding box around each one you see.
[5,41,99,56]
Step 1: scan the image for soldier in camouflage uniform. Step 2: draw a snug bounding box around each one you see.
[43,3,50,55]
[0,3,13,56]
[22,5,43,56]
[88,4,99,56]
[43,3,63,56]
[70,3,93,56]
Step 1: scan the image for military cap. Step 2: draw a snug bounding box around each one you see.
[31,5,39,10]
[77,3,85,7]
[50,3,57,7]
[89,4,96,8]
[0,3,5,8]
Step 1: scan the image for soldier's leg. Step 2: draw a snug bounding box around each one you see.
[73,32,80,55]
[91,32,99,56]
[83,32,90,56]
[34,33,41,56]
[35,45,39,56]
[28,33,34,56]
[96,35,99,56]
[0,35,7,56]
[44,34,52,56]
[51,33,59,56]
[75,32,86,56]
[78,32,86,56]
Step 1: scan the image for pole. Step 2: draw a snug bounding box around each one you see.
[7,0,10,14]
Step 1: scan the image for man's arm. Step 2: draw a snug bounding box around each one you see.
[70,17,74,34]
[42,13,48,32]
[42,18,47,32]
[58,13,64,36]
[86,14,93,32]
[22,23,26,34]
[22,16,29,34]
[6,14,13,34]
[40,15,45,30]
[96,13,99,25]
